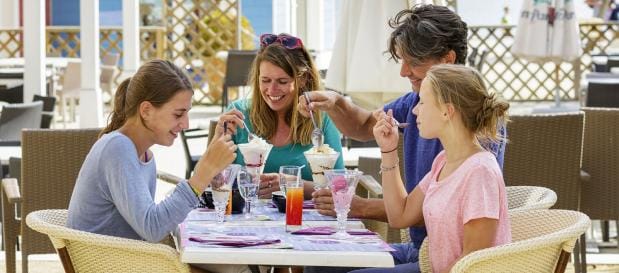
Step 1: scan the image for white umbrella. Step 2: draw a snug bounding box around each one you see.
[512,0,581,108]
[325,0,410,109]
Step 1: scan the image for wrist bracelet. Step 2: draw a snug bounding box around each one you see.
[379,158,399,174]
[381,146,398,153]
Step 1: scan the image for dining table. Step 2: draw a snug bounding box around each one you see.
[176,201,395,268]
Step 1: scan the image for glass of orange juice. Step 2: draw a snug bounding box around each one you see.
[285,176,304,232]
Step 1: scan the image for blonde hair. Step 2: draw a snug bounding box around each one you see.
[248,36,322,145]
[424,64,509,145]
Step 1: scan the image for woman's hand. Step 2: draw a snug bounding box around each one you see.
[372,109,399,153]
[190,129,237,191]
[217,108,246,136]
[257,173,280,199]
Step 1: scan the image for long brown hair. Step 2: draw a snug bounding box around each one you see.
[248,35,321,145]
[424,64,509,145]
[100,59,193,137]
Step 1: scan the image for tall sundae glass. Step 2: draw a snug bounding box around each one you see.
[304,144,340,190]
[324,169,363,238]
[210,164,242,227]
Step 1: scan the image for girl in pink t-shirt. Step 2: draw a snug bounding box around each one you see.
[373,64,511,273]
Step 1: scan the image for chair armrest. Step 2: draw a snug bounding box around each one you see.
[358,175,382,196]
[156,170,184,185]
[2,178,22,204]
[0,140,21,146]
[580,170,590,182]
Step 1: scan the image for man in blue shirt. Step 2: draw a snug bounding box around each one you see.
[300,4,505,273]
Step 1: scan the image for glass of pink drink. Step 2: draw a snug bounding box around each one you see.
[324,169,363,238]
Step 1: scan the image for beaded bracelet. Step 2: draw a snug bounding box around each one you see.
[379,158,400,174]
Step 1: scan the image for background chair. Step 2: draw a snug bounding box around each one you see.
[32,94,56,128]
[502,112,587,272]
[56,61,81,124]
[100,53,120,106]
[503,112,584,211]
[0,101,43,145]
[580,108,619,254]
[418,210,590,273]
[585,79,619,108]
[507,186,557,212]
[179,120,218,179]
[179,127,209,179]
[1,128,100,273]
[26,209,190,273]
[221,50,258,111]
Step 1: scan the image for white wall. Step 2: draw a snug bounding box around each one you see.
[0,0,19,27]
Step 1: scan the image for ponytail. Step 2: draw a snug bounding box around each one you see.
[100,77,131,138]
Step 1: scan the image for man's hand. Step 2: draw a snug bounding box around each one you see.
[298,91,340,117]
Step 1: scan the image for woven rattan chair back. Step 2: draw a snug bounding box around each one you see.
[419,209,590,273]
[580,108,619,221]
[26,209,190,273]
[0,101,43,142]
[2,128,99,273]
[507,186,557,212]
[503,112,584,211]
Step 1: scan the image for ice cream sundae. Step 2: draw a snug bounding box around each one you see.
[304,144,340,190]
[238,136,273,174]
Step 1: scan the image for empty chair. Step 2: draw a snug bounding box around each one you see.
[102,52,120,66]
[585,79,619,108]
[1,128,99,273]
[418,209,590,273]
[506,186,557,212]
[179,127,209,179]
[100,65,118,105]
[503,112,584,211]
[101,53,120,105]
[580,108,619,250]
[26,209,190,273]
[32,95,56,128]
[502,112,587,272]
[57,61,81,124]
[0,101,43,145]
[221,50,258,111]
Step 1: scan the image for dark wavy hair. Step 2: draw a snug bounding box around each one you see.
[388,4,468,65]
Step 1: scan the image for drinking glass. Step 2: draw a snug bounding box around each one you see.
[285,174,304,232]
[237,167,259,219]
[324,169,363,238]
[304,151,340,190]
[279,165,304,197]
[210,164,241,227]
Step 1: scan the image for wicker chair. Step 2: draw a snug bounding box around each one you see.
[580,108,619,256]
[507,186,557,212]
[1,128,100,273]
[418,210,591,273]
[26,209,190,273]
[400,186,559,245]
[503,112,585,211]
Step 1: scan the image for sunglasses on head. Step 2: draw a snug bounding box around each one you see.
[260,34,304,50]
